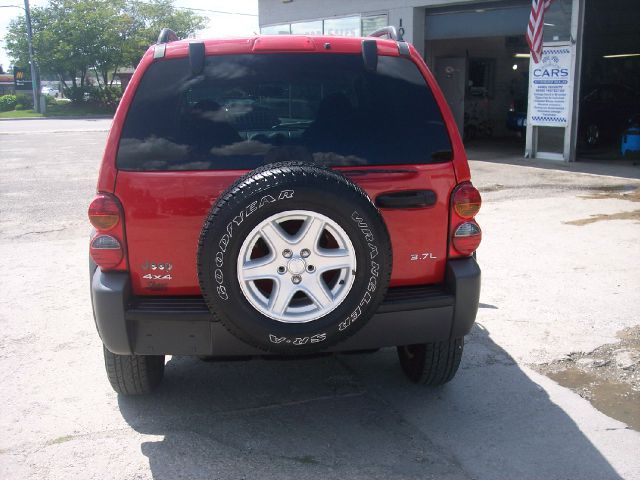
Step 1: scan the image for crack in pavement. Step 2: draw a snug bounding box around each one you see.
[10,227,66,239]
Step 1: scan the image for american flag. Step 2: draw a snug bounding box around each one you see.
[527,0,553,63]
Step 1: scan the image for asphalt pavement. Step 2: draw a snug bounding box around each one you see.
[1,119,639,479]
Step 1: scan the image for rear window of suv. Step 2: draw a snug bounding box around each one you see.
[117,53,453,171]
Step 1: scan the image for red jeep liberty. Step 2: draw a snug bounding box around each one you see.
[89,27,482,395]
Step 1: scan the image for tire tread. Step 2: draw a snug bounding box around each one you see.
[398,338,463,386]
[103,346,165,395]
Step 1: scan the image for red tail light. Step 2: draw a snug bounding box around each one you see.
[452,183,482,219]
[449,183,482,258]
[89,193,127,271]
[88,194,120,230]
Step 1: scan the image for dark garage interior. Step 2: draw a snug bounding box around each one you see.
[578,0,640,159]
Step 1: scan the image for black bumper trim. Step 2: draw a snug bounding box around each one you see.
[127,296,211,321]
[92,258,480,356]
[125,285,454,322]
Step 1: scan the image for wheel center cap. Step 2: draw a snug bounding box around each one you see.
[287,258,306,275]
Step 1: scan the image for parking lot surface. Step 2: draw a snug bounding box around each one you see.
[1,119,639,479]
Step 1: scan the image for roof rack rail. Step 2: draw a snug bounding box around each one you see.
[157,28,179,44]
[368,26,404,42]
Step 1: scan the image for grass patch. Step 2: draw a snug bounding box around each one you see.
[45,102,115,117]
[0,101,115,119]
[0,109,44,118]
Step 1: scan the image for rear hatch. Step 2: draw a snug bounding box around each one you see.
[114,51,457,295]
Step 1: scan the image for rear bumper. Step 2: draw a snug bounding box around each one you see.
[91,258,480,356]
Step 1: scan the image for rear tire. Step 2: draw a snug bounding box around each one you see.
[103,346,165,395]
[397,338,463,386]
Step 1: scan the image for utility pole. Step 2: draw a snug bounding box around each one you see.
[23,0,40,112]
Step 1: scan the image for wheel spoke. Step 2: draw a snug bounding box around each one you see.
[242,256,278,281]
[301,276,333,309]
[269,279,296,315]
[294,216,324,247]
[314,248,353,273]
[260,221,294,253]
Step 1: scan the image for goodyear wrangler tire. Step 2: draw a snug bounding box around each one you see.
[197,162,392,354]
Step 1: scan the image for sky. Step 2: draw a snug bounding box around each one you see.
[0,0,258,72]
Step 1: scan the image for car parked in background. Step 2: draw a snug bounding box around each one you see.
[506,83,640,151]
[506,98,527,136]
[41,85,59,97]
[578,84,640,149]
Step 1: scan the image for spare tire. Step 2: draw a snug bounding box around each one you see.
[197,162,392,354]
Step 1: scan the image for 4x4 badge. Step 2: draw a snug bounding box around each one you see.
[143,273,172,280]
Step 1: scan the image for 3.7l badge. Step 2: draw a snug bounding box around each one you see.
[410,252,437,261]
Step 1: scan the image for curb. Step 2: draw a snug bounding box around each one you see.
[0,115,113,121]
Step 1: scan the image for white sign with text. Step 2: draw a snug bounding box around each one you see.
[528,45,573,127]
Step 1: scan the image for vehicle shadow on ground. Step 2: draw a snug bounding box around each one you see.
[117,324,622,480]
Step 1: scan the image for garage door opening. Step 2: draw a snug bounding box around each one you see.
[424,2,533,160]
[577,0,640,162]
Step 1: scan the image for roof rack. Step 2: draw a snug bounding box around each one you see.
[157,28,179,44]
[368,26,404,42]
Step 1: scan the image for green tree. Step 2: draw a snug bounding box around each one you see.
[5,0,207,104]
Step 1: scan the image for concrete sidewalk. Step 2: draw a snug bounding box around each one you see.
[466,142,640,181]
[0,117,112,134]
[0,115,113,121]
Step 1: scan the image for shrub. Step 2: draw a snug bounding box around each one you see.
[0,94,17,112]
[15,93,32,110]
[45,95,57,107]
[90,85,123,108]
[62,85,88,103]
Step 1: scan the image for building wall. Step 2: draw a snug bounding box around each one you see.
[258,0,488,56]
[259,0,462,26]
[258,0,530,58]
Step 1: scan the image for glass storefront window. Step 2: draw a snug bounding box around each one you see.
[324,16,361,37]
[543,0,572,42]
[261,24,291,35]
[262,14,387,38]
[361,14,388,36]
[291,20,323,35]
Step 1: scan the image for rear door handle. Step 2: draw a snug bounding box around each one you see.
[375,190,437,209]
